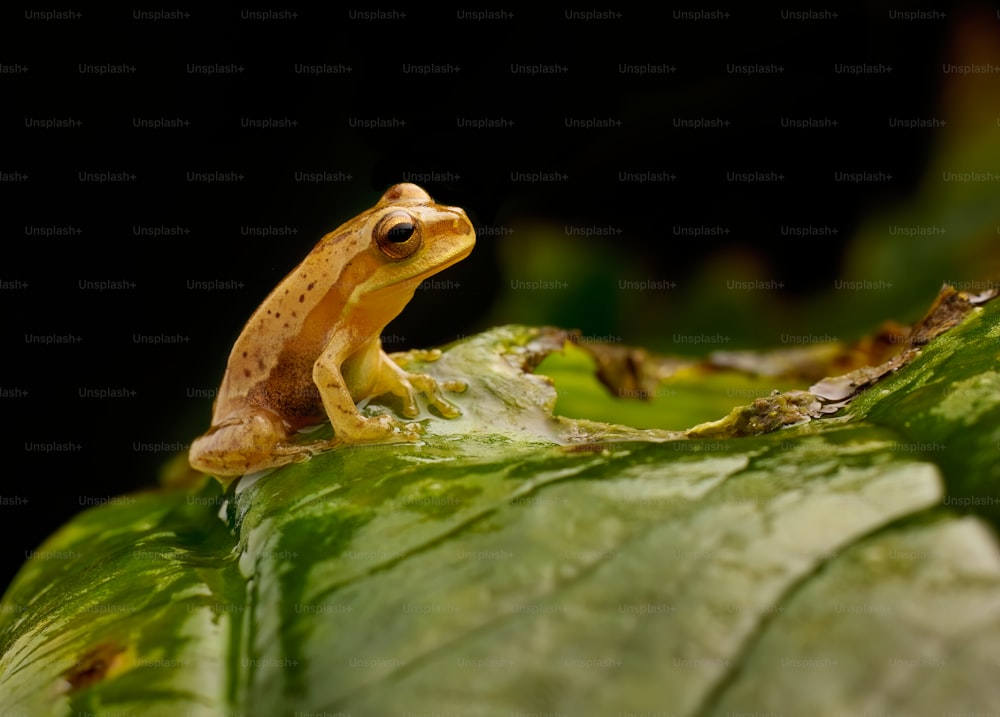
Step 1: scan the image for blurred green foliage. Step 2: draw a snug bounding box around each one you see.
[486,42,1000,352]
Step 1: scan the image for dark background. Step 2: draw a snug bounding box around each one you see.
[3,3,996,588]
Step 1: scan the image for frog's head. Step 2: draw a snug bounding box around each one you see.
[360,183,476,292]
[329,183,475,336]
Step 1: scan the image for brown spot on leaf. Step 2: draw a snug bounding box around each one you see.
[299,294,305,303]
[62,641,128,693]
[909,284,993,345]
[581,342,657,400]
[811,284,998,402]
[686,390,821,439]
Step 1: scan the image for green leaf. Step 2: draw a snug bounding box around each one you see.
[2,297,1000,715]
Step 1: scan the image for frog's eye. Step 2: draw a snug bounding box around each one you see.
[374,210,422,259]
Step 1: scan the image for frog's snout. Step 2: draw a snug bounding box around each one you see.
[444,206,475,239]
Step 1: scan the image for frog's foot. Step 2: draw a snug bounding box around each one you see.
[330,411,423,444]
[391,348,444,367]
[376,358,464,419]
[403,372,465,418]
[385,348,467,417]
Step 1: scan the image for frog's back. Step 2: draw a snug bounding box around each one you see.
[211,224,366,424]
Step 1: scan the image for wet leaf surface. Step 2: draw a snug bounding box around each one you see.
[2,288,999,716]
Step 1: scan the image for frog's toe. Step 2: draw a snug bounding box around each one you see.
[399,393,421,418]
[441,379,467,393]
[400,421,423,439]
[368,413,422,440]
[392,348,442,367]
[430,397,462,418]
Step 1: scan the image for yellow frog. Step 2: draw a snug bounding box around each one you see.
[189,183,475,480]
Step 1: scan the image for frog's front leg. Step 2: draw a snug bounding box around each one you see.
[313,346,422,444]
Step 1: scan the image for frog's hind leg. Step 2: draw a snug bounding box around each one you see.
[189,409,314,478]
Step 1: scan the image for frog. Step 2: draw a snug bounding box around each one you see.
[188,183,476,480]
